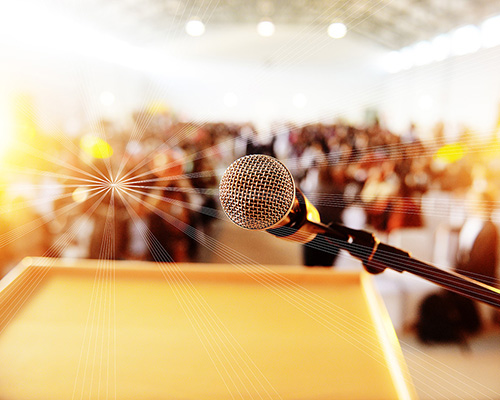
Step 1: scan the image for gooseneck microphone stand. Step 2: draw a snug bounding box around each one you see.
[267,193,500,310]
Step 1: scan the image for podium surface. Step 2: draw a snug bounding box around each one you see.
[0,258,416,399]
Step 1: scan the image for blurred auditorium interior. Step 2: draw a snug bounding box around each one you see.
[1,0,500,399]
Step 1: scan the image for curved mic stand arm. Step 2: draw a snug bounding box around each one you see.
[308,221,500,309]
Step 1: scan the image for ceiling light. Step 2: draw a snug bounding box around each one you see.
[481,15,500,48]
[451,25,481,56]
[328,23,347,39]
[257,20,275,37]
[186,19,205,37]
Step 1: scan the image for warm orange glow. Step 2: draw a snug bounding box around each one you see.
[72,187,89,203]
[481,139,500,161]
[0,104,14,162]
[79,134,113,159]
[434,142,465,163]
[147,101,170,114]
[151,149,183,178]
[0,110,12,159]
[14,94,37,142]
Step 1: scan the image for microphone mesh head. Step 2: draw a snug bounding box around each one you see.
[219,154,295,230]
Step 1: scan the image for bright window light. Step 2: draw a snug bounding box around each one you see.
[328,23,347,39]
[481,15,500,48]
[431,34,451,61]
[257,20,275,37]
[399,47,414,70]
[0,3,176,73]
[185,19,205,36]
[413,41,433,66]
[390,15,497,70]
[451,25,481,55]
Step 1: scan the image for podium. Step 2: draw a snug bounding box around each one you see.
[0,258,416,399]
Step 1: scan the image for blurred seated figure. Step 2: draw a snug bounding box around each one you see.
[88,159,130,260]
[416,291,481,345]
[0,195,53,276]
[386,182,423,232]
[145,149,193,263]
[416,187,499,343]
[361,162,400,232]
[189,152,218,231]
[187,152,219,260]
[455,187,500,324]
[386,156,429,232]
[88,197,130,260]
[146,186,191,262]
[301,163,346,267]
[455,188,498,288]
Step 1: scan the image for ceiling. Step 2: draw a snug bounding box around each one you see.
[54,0,500,49]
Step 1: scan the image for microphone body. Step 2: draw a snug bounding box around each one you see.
[219,154,500,309]
[266,188,322,244]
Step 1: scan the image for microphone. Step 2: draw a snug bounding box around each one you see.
[220,154,500,309]
[219,154,328,244]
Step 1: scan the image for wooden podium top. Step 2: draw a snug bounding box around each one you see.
[0,258,416,400]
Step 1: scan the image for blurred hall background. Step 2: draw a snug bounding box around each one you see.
[1,0,500,399]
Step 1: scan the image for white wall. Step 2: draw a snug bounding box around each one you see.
[0,49,152,135]
[147,24,389,130]
[1,2,500,139]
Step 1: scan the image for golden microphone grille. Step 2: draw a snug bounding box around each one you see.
[219,154,295,230]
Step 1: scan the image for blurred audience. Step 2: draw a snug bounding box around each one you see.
[1,109,500,295]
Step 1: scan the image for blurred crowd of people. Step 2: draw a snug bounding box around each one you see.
[1,109,499,279]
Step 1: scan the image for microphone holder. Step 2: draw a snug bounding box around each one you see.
[276,220,500,309]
